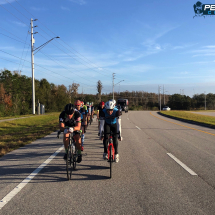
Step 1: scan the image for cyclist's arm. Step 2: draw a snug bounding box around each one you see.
[73,113,82,131]
[59,122,65,132]
[59,112,65,131]
[74,121,81,131]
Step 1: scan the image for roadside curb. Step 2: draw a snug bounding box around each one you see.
[158,112,215,129]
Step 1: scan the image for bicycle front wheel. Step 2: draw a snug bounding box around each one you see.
[72,147,77,170]
[66,145,72,180]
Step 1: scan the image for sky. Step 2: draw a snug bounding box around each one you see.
[0,0,215,97]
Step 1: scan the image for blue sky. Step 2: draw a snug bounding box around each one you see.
[0,0,215,97]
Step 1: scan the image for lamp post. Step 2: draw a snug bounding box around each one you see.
[31,18,60,114]
[113,80,124,100]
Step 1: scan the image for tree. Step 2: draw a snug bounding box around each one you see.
[97,80,103,102]
[69,83,80,102]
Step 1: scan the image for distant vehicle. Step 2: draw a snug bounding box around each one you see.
[117,98,128,113]
[116,105,122,115]
[162,106,171,111]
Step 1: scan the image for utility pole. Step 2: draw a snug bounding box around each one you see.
[112,73,115,100]
[31,18,37,115]
[163,85,164,105]
[30,18,59,114]
[158,85,159,104]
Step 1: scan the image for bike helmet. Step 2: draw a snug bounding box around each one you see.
[86,102,89,105]
[100,101,105,106]
[105,100,115,110]
[64,103,75,115]
[109,99,116,105]
[75,100,81,106]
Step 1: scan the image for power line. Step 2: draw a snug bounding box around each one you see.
[38,49,97,85]
[37,31,111,78]
[13,0,121,79]
[4,0,30,21]
[0,49,96,87]
[0,32,28,44]
[19,25,30,71]
[0,3,28,27]
[0,56,85,85]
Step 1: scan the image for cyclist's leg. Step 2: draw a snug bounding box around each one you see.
[81,125,85,150]
[73,132,82,163]
[111,123,118,154]
[73,132,81,151]
[103,123,110,154]
[64,133,70,150]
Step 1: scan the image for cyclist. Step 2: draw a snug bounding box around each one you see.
[99,100,122,163]
[91,102,94,123]
[87,102,91,125]
[97,101,105,136]
[75,100,86,151]
[83,101,88,131]
[59,103,82,163]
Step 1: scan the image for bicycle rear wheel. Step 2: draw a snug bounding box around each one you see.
[66,145,72,180]
[109,145,112,178]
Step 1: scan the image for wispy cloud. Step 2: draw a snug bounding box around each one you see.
[61,6,70,11]
[69,0,86,5]
[0,0,15,5]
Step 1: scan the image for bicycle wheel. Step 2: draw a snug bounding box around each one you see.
[72,146,77,170]
[109,145,112,179]
[66,144,72,180]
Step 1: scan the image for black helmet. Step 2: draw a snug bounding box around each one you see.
[64,103,75,115]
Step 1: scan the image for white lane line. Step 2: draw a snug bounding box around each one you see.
[167,153,197,176]
[0,145,64,210]
[136,126,141,130]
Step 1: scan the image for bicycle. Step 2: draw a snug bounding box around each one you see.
[66,133,78,180]
[102,130,119,179]
[107,131,115,179]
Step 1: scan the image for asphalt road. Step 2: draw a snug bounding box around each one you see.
[1,111,215,214]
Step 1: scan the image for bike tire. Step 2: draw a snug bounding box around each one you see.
[73,147,77,170]
[110,145,112,179]
[66,145,72,180]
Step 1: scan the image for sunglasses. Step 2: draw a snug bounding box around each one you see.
[76,105,81,106]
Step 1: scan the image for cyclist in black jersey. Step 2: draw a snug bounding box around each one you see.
[59,103,82,163]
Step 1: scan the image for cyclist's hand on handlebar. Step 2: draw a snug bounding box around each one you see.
[100,136,104,141]
[68,127,74,133]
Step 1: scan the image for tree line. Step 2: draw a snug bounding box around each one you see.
[0,69,214,116]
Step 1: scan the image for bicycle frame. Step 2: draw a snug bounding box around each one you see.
[108,134,115,161]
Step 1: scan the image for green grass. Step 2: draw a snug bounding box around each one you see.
[0,112,60,157]
[161,111,215,126]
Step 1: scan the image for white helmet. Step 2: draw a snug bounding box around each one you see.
[109,99,116,105]
[105,100,115,110]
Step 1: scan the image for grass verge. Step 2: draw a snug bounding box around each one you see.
[160,111,215,126]
[0,112,60,157]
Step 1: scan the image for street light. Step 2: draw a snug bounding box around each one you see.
[113,79,124,100]
[31,18,60,114]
